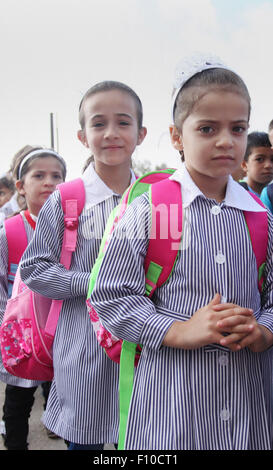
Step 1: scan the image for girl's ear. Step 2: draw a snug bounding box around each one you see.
[137,127,147,146]
[241,160,248,174]
[77,130,89,148]
[15,180,25,196]
[169,125,183,151]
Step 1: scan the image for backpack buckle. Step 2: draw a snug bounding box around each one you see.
[64,217,78,230]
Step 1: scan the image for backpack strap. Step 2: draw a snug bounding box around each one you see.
[144,178,183,296]
[44,178,85,338]
[243,192,268,292]
[57,178,85,266]
[4,214,28,297]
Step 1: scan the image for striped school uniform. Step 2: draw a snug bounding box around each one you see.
[90,164,273,450]
[20,164,134,444]
[0,212,42,388]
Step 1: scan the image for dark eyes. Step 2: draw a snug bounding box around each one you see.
[33,173,62,179]
[93,121,130,128]
[199,126,213,134]
[199,126,247,135]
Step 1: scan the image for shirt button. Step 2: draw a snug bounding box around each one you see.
[215,252,226,264]
[219,354,229,366]
[211,205,221,215]
[220,409,230,421]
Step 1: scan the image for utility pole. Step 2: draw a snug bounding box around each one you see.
[50,113,59,151]
[50,113,54,149]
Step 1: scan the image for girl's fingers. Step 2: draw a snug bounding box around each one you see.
[217,315,254,329]
[213,304,253,315]
[220,332,246,348]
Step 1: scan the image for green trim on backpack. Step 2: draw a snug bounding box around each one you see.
[118,341,138,450]
[258,262,266,290]
[145,262,163,296]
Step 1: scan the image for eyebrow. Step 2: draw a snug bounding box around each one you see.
[196,119,249,124]
[90,113,133,120]
[254,152,273,157]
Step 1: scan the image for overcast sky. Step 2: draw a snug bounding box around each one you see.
[1,0,272,179]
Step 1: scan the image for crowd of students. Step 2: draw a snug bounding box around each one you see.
[0,53,273,451]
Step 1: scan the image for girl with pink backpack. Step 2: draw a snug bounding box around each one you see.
[0,145,66,450]
[89,54,273,450]
[20,81,147,450]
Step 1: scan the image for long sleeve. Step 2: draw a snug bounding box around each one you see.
[20,190,90,300]
[90,193,174,350]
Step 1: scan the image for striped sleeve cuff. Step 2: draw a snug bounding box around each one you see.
[258,313,273,335]
[140,314,175,350]
[71,272,91,297]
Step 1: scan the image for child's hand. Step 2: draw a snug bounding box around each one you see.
[217,310,273,352]
[163,294,253,351]
[213,301,255,350]
[214,303,273,352]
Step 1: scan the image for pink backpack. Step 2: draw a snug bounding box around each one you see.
[86,169,268,449]
[0,178,85,381]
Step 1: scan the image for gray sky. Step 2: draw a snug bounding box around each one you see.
[1,0,272,179]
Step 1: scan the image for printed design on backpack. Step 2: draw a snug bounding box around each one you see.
[89,307,120,349]
[1,319,32,367]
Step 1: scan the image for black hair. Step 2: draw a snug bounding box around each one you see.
[244,131,271,161]
[0,175,15,193]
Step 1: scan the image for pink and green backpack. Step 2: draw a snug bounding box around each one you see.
[86,168,268,449]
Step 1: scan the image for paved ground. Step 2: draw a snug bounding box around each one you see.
[0,381,114,451]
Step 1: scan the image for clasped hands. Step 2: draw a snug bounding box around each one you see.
[163,293,272,352]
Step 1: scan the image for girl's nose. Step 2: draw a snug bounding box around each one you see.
[216,130,233,148]
[44,175,55,186]
[104,124,118,139]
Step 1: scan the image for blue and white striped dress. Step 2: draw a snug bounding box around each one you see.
[90,165,273,450]
[20,164,129,445]
[0,212,43,388]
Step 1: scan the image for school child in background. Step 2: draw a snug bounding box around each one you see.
[0,174,15,208]
[20,81,147,450]
[0,145,66,450]
[89,54,273,450]
[239,131,273,196]
[0,173,20,228]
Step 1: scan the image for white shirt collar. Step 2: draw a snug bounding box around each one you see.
[81,162,136,209]
[170,163,266,212]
